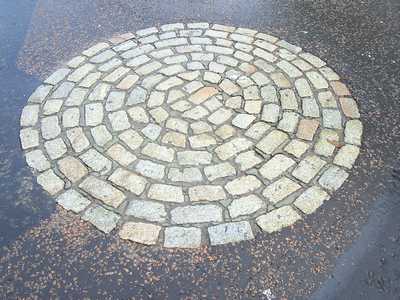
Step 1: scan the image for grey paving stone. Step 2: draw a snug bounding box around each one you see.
[45,68,71,85]
[318,165,349,191]
[41,116,61,140]
[57,156,88,183]
[119,129,144,150]
[135,159,165,180]
[37,170,64,195]
[168,167,203,182]
[83,205,120,234]
[263,177,301,204]
[208,221,254,245]
[259,154,296,180]
[215,138,253,160]
[126,87,148,105]
[164,227,202,248]
[25,149,50,171]
[109,168,147,196]
[340,97,360,118]
[171,204,223,224]
[66,128,90,153]
[106,143,137,166]
[43,99,63,115]
[56,189,91,213]
[141,123,162,140]
[52,82,74,98]
[344,119,363,146]
[225,175,262,196]
[80,149,112,175]
[292,155,326,183]
[228,195,265,218]
[333,145,360,169]
[88,83,111,101]
[105,91,125,111]
[80,176,125,208]
[189,185,226,202]
[142,143,175,162]
[85,103,104,126]
[256,206,301,233]
[177,151,212,165]
[256,130,289,155]
[294,186,330,214]
[20,105,39,127]
[148,184,184,203]
[125,199,167,222]
[44,138,67,159]
[245,101,264,115]
[91,125,112,147]
[204,162,236,181]
[62,108,80,128]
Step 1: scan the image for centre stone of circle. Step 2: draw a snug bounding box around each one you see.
[20,23,363,248]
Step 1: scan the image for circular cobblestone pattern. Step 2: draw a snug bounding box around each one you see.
[20,23,363,248]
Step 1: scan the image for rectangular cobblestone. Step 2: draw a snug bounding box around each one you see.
[256,206,301,233]
[171,204,223,224]
[148,184,184,203]
[256,130,288,155]
[80,176,125,208]
[294,186,329,214]
[83,205,120,234]
[108,168,147,196]
[208,221,254,245]
[177,150,212,165]
[292,155,326,183]
[228,195,265,218]
[56,190,91,213]
[189,185,226,202]
[37,170,64,195]
[164,227,202,248]
[134,159,165,179]
[126,199,167,222]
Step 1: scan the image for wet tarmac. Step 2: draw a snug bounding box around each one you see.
[0,0,399,298]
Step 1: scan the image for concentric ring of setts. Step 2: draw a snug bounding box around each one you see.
[19,23,363,248]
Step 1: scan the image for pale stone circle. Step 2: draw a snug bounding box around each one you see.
[20,23,363,248]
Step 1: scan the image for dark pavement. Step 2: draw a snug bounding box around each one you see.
[0,0,399,298]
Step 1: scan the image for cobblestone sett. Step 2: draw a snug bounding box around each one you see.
[225,175,262,195]
[256,206,301,233]
[294,186,330,214]
[228,195,265,218]
[108,168,147,196]
[125,199,167,222]
[333,145,360,169]
[80,176,125,208]
[37,170,64,195]
[119,222,161,245]
[56,189,91,213]
[292,155,326,183]
[208,221,254,245]
[263,177,301,204]
[259,154,295,180]
[83,205,120,234]
[25,149,50,171]
[171,205,223,224]
[148,184,184,203]
[189,185,226,202]
[318,166,349,191]
[57,156,88,183]
[164,227,202,248]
